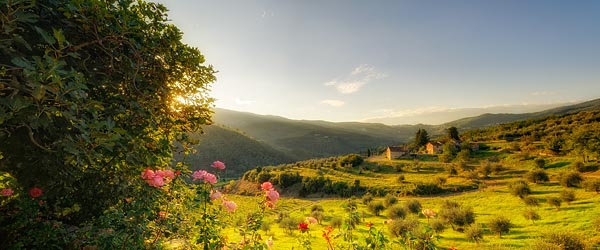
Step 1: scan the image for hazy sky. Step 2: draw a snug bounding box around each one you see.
[155,0,600,123]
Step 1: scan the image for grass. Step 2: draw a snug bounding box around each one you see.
[218,146,600,249]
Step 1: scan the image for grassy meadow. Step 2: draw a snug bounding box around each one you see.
[219,143,600,250]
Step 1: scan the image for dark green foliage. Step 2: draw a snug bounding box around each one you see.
[525,169,550,184]
[523,196,540,207]
[411,182,444,196]
[384,194,398,207]
[523,209,541,224]
[464,224,484,243]
[488,216,512,237]
[530,231,588,250]
[534,158,546,168]
[547,197,562,210]
[367,201,385,216]
[583,179,600,193]
[405,199,422,214]
[573,162,599,172]
[447,127,460,141]
[560,190,576,204]
[439,200,475,230]
[509,180,531,198]
[339,154,364,168]
[415,129,430,148]
[559,172,583,188]
[387,205,407,220]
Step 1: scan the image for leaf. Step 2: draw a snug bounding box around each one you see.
[53,28,66,48]
[35,26,56,45]
[11,57,31,68]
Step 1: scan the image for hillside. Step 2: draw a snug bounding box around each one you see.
[184,125,295,177]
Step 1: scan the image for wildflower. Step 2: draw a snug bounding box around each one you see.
[306,216,318,224]
[366,222,373,228]
[223,200,237,213]
[266,237,274,249]
[211,160,226,170]
[158,211,167,219]
[298,223,309,232]
[266,189,279,203]
[1,188,14,197]
[261,181,273,191]
[210,190,223,200]
[29,187,43,198]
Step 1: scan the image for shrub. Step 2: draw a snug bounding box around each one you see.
[411,183,444,196]
[396,175,406,183]
[330,216,343,229]
[509,180,531,198]
[311,204,324,213]
[560,190,576,204]
[559,172,583,188]
[523,196,540,207]
[464,224,484,243]
[534,158,546,168]
[439,200,475,230]
[430,218,446,233]
[387,217,420,238]
[387,205,407,220]
[488,216,512,238]
[479,161,493,178]
[572,161,598,172]
[523,209,541,224]
[530,231,588,250]
[405,199,422,214]
[444,164,458,176]
[583,179,600,193]
[525,169,550,184]
[547,197,562,210]
[384,194,398,207]
[368,201,385,216]
[362,194,374,205]
[433,176,447,186]
[339,154,364,168]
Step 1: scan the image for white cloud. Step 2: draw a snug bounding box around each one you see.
[234,98,256,105]
[320,99,345,107]
[325,64,387,94]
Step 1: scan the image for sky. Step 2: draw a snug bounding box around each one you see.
[154,0,600,124]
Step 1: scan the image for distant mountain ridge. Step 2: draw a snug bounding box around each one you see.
[190,98,600,176]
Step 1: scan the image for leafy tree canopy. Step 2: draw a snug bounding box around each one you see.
[0,0,215,223]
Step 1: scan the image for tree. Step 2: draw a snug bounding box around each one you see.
[525,169,550,184]
[415,128,430,148]
[560,189,576,205]
[368,201,385,216]
[439,200,475,231]
[464,224,484,243]
[387,205,407,220]
[0,0,214,240]
[488,216,512,238]
[547,197,562,210]
[523,209,541,224]
[447,127,460,141]
[559,172,583,188]
[509,180,531,199]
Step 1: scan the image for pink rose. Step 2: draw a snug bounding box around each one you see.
[223,200,237,213]
[266,189,279,203]
[29,187,43,198]
[261,182,273,191]
[192,170,207,181]
[204,173,217,184]
[210,190,222,200]
[211,161,226,170]
[141,169,155,179]
[1,188,14,197]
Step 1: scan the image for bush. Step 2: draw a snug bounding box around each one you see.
[439,200,475,230]
[573,162,598,172]
[525,169,550,184]
[384,194,398,207]
[560,190,576,204]
[430,218,446,233]
[433,176,447,186]
[387,205,407,220]
[534,158,546,168]
[509,180,531,198]
[488,216,512,238]
[464,224,484,243]
[411,183,444,196]
[405,199,422,214]
[523,209,541,224]
[362,194,374,205]
[523,196,540,207]
[339,154,364,168]
[444,164,458,176]
[396,175,406,183]
[479,161,493,178]
[547,197,562,210]
[530,231,588,250]
[330,216,343,229]
[559,172,583,188]
[583,179,600,193]
[368,201,385,216]
[387,217,420,238]
[279,217,300,234]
